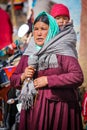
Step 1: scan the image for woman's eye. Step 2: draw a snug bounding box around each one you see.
[41,27,47,30]
[34,28,38,31]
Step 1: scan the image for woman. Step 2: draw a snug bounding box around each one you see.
[10,11,84,130]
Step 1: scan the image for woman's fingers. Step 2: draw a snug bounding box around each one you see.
[34,76,48,89]
[24,66,35,78]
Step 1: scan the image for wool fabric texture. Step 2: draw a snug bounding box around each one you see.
[50,4,70,19]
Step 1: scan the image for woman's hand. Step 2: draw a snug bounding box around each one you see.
[34,76,48,89]
[21,66,35,82]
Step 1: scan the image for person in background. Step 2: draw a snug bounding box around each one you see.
[10,11,84,130]
[0,7,13,57]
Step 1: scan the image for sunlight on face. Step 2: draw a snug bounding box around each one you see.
[33,21,49,46]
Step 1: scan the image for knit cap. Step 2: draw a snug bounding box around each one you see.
[50,4,70,19]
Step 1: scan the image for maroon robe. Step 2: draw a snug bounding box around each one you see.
[10,54,84,130]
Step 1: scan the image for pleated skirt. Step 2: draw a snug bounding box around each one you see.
[18,91,83,130]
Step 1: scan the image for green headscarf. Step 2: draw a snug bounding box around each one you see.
[34,11,59,50]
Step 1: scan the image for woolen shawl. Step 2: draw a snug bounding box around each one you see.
[24,21,78,70]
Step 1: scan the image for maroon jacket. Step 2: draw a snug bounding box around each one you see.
[10,54,84,102]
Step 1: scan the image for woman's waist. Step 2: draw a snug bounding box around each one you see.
[38,88,78,102]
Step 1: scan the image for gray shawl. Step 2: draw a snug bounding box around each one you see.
[24,22,78,70]
[24,22,77,57]
[20,22,78,110]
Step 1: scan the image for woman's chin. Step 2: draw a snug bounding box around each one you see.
[36,43,44,46]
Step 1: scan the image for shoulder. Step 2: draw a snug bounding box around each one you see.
[56,54,78,61]
[56,54,79,68]
[18,55,28,64]
[15,55,28,70]
[56,54,84,82]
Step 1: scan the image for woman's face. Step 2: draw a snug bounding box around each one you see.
[33,21,49,46]
[55,16,69,28]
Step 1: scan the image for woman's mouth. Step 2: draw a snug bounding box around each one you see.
[36,38,43,42]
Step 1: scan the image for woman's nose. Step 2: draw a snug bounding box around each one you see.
[37,30,42,35]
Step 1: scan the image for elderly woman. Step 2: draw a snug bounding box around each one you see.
[10,11,84,130]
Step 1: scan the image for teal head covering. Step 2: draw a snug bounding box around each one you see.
[33,11,59,50]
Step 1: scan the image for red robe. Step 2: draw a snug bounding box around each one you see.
[82,92,87,122]
[10,54,84,130]
[0,8,13,50]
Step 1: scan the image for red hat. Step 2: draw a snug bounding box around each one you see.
[50,4,70,19]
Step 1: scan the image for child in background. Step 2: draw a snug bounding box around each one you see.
[50,3,71,31]
[50,3,78,58]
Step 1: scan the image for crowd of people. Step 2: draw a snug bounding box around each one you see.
[0,2,85,130]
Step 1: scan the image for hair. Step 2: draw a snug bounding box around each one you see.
[34,14,49,25]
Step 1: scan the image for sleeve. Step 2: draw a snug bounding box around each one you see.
[47,55,84,88]
[10,55,28,89]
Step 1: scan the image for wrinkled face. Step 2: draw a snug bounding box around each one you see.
[33,21,49,46]
[55,16,69,28]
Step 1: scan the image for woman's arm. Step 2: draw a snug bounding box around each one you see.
[47,55,84,88]
[10,55,28,89]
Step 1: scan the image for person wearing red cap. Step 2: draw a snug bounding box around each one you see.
[50,3,70,30]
